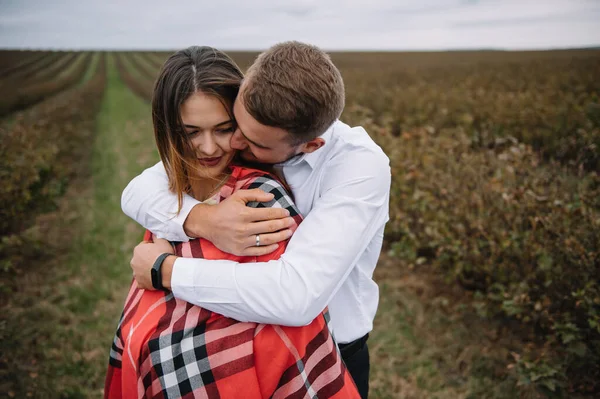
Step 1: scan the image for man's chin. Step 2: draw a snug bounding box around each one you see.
[236,152,273,169]
[240,152,256,162]
[240,152,267,164]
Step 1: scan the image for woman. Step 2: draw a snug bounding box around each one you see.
[104,46,359,398]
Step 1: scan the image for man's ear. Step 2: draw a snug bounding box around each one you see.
[300,137,325,154]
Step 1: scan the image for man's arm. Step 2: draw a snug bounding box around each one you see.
[122,162,199,242]
[122,161,294,255]
[159,148,390,326]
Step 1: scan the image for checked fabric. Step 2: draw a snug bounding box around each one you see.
[104,166,360,399]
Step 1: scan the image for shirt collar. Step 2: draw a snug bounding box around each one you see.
[278,120,337,169]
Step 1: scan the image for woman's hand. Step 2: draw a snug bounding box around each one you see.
[131,238,175,290]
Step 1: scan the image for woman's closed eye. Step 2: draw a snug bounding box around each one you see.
[216,126,235,134]
[186,123,235,137]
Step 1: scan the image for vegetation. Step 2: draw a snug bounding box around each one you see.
[114,52,154,101]
[0,52,95,116]
[0,49,598,398]
[0,53,105,267]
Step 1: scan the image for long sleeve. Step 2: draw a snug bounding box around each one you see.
[171,147,391,326]
[121,162,198,242]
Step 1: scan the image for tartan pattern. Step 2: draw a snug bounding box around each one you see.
[269,324,348,398]
[142,301,256,398]
[244,176,299,217]
[104,166,360,399]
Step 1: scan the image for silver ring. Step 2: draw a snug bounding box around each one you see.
[255,234,260,247]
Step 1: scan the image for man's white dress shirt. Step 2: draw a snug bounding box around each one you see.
[121,120,391,344]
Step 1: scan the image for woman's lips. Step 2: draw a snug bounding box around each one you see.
[198,157,222,167]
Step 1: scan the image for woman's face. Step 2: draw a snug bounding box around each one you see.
[180,92,237,179]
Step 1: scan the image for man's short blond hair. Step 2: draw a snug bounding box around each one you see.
[242,41,345,144]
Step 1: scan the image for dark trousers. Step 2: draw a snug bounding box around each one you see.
[339,334,370,399]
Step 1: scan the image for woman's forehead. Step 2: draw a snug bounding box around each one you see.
[181,92,231,127]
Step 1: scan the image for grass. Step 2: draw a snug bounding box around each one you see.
[370,255,525,398]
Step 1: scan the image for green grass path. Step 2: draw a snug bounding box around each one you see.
[54,54,159,397]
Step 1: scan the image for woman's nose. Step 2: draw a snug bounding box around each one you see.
[196,134,217,155]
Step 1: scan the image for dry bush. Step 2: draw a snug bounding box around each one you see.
[338,52,600,394]
[337,50,600,172]
[0,52,94,117]
[0,55,107,253]
[31,52,80,82]
[114,53,154,101]
[0,51,52,77]
[128,52,160,82]
[350,103,599,395]
[6,51,63,82]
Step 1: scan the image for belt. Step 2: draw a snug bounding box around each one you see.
[338,333,369,360]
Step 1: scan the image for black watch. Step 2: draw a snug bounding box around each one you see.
[151,253,172,290]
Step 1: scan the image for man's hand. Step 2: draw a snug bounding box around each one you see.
[131,238,175,290]
[183,188,295,256]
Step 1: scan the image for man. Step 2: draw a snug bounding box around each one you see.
[124,41,390,399]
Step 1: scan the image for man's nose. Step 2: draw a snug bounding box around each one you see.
[230,128,248,150]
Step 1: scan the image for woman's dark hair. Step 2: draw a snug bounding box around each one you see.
[152,46,244,212]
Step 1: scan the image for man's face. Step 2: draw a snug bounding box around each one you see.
[231,89,302,165]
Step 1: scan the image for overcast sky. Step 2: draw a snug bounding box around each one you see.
[1,0,599,51]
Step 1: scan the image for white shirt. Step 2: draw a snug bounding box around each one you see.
[121,120,391,343]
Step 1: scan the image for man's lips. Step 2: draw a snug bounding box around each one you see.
[197,157,222,167]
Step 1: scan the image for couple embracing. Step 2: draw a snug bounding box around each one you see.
[105,41,390,399]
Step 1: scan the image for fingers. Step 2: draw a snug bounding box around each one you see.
[239,244,280,257]
[249,229,293,248]
[247,217,295,235]
[234,188,275,204]
[244,207,291,223]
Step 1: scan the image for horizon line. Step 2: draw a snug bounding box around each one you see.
[1,45,599,53]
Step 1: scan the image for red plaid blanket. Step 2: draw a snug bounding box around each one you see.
[104,166,360,398]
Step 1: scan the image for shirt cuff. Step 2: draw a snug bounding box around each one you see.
[169,198,201,242]
[171,257,241,305]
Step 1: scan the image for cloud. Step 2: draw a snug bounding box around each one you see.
[0,0,598,50]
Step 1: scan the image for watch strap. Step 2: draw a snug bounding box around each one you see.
[151,252,172,290]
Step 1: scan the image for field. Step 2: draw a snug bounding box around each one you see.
[0,49,598,398]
